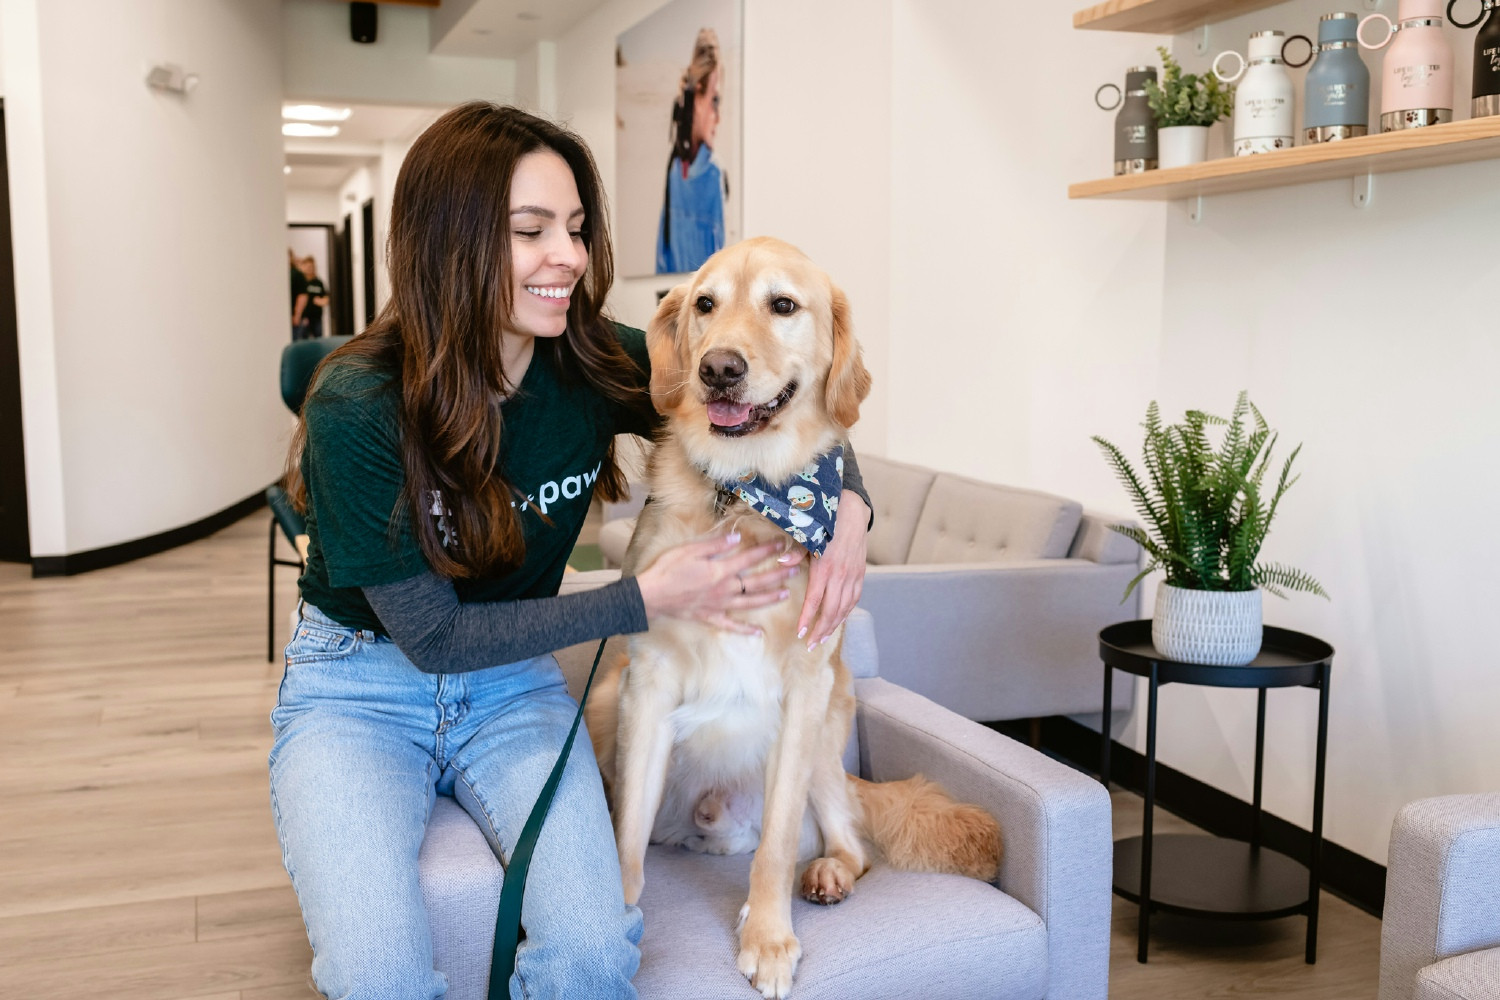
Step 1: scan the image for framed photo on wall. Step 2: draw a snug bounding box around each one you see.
[615,0,742,278]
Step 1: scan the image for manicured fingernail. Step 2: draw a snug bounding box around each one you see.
[777,553,795,564]
[798,627,807,639]
[778,590,790,600]
[726,532,740,544]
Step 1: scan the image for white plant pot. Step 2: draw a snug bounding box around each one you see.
[1158,125,1210,169]
[1152,584,1263,665]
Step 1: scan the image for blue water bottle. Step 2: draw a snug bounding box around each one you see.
[1286,12,1372,142]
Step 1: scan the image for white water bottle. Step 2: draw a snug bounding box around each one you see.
[1215,30,1297,154]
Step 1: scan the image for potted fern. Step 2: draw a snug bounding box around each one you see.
[1144,45,1234,169]
[1093,392,1327,665]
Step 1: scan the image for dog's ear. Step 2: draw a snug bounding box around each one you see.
[825,285,872,429]
[647,284,692,412]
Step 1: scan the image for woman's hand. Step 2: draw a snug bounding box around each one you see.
[798,491,870,650]
[635,532,798,635]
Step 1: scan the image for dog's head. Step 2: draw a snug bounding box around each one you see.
[647,237,872,482]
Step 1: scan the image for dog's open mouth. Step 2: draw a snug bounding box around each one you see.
[705,381,798,437]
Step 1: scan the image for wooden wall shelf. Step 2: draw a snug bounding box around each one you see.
[1074,0,1293,34]
[1069,118,1500,200]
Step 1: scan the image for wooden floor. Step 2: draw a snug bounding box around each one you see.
[0,511,1382,999]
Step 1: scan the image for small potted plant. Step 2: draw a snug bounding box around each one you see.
[1093,392,1327,665]
[1143,45,1235,169]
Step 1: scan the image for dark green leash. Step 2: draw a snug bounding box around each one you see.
[486,637,610,1000]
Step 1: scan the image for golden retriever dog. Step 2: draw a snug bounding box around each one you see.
[586,237,1001,999]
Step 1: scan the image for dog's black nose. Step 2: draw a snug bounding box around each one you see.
[699,350,747,389]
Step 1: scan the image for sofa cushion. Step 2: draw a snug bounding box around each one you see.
[907,475,1082,564]
[1068,512,1141,565]
[858,456,936,566]
[1415,947,1500,1000]
[634,845,1048,1000]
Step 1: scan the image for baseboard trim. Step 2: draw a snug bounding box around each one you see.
[31,491,267,577]
[988,715,1386,918]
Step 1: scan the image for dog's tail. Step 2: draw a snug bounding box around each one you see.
[849,774,1002,882]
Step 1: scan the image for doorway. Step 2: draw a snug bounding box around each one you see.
[361,199,375,325]
[0,101,30,562]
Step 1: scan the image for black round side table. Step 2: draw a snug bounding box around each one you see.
[1098,620,1334,965]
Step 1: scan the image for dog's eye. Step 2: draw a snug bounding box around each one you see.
[771,297,797,316]
[695,295,714,314]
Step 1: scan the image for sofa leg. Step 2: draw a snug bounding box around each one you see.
[1028,718,1043,750]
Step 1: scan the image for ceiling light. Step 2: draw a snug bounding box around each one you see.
[283,123,340,138]
[283,165,292,174]
[282,104,352,122]
[517,11,540,20]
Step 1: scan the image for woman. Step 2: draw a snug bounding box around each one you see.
[271,102,871,1000]
[655,27,725,274]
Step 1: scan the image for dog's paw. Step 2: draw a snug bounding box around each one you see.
[737,905,801,999]
[799,856,855,905]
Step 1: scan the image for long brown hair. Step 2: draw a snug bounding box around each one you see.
[284,102,649,579]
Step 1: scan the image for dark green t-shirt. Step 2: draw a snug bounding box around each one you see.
[298,323,654,633]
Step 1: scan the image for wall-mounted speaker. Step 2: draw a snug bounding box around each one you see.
[350,2,377,44]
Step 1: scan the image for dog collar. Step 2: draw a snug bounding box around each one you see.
[718,447,843,557]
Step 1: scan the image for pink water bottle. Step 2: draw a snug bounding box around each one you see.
[1360,0,1456,130]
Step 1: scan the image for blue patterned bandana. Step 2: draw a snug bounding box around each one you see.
[719,447,843,557]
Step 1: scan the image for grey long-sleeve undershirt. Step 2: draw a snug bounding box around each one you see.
[363,571,648,675]
[363,446,871,675]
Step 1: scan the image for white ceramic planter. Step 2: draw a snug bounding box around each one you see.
[1152,584,1263,665]
[1158,125,1210,169]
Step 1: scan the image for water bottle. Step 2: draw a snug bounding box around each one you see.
[1449,0,1500,117]
[1215,31,1298,154]
[1096,66,1159,175]
[1360,0,1455,130]
[1286,13,1372,142]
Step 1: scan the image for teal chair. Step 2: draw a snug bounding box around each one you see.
[267,335,351,660]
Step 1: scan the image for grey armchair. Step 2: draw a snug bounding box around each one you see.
[417,594,1113,999]
[1378,792,1500,1000]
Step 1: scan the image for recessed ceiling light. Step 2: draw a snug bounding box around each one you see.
[283,123,340,138]
[516,11,540,21]
[472,27,492,35]
[283,165,292,174]
[282,104,352,122]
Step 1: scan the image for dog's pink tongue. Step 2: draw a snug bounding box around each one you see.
[707,400,753,427]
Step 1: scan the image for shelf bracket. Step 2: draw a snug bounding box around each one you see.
[1352,171,1374,209]
[1188,195,1205,224]
[1193,25,1210,56]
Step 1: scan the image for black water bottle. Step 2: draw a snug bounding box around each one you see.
[1096,66,1159,175]
[1451,0,1500,117]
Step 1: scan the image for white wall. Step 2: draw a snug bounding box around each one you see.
[554,0,1500,866]
[286,187,341,225]
[283,0,516,107]
[556,0,897,454]
[4,0,287,557]
[1114,0,1500,865]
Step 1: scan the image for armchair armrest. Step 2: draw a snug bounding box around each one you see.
[855,676,1112,1000]
[857,559,1140,721]
[1379,792,1500,1000]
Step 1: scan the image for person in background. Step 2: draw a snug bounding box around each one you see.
[269,102,872,999]
[298,256,328,338]
[290,248,309,340]
[655,27,726,275]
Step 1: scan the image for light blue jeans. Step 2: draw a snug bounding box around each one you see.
[269,603,642,1000]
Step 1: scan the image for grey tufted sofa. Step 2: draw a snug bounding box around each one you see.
[599,453,1141,723]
